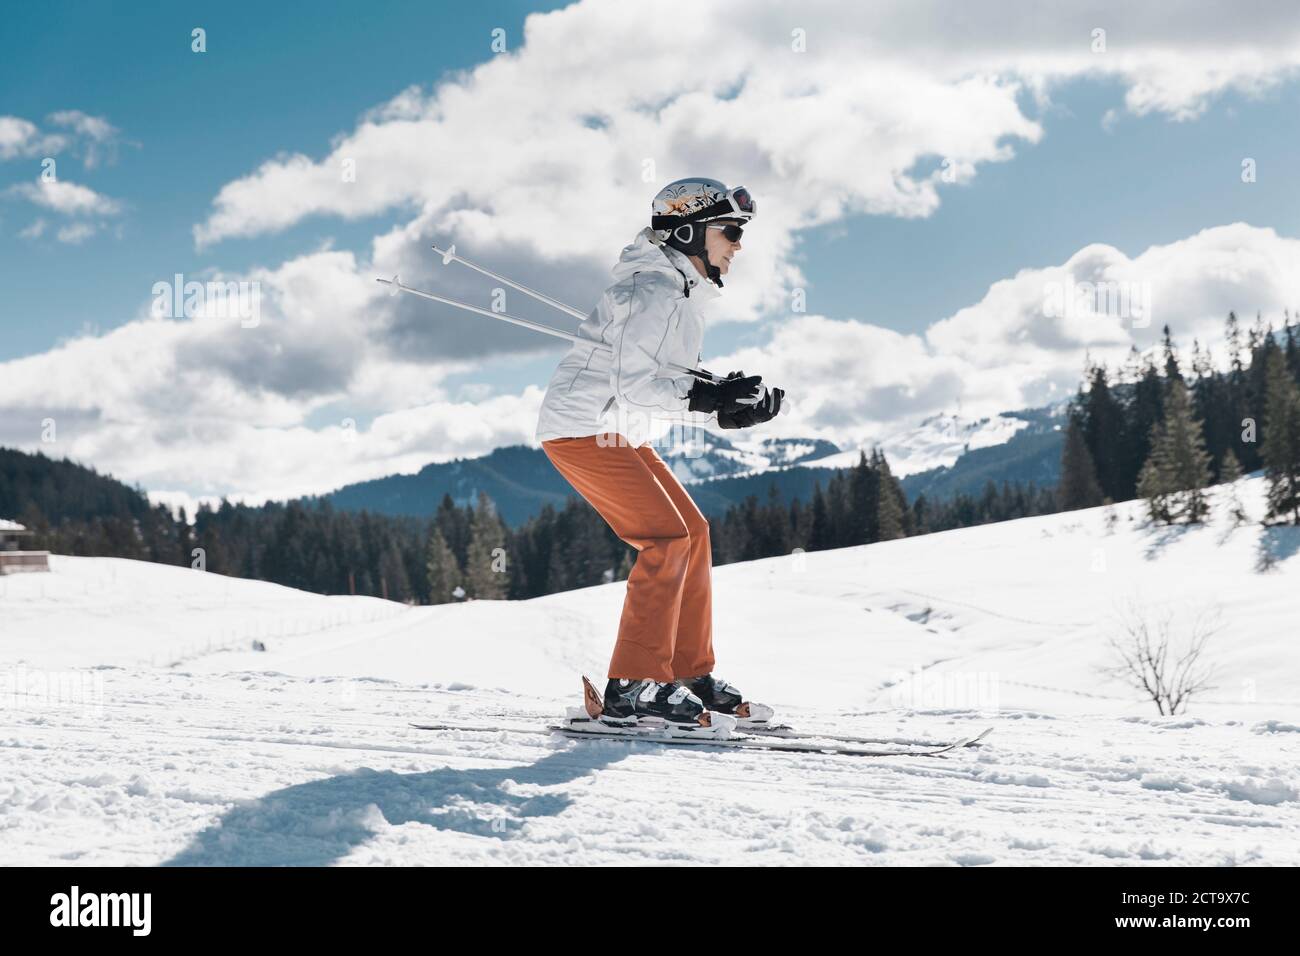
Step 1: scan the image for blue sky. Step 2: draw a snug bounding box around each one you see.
[0,0,569,360]
[7,13,1299,358]
[800,78,1300,338]
[4,1,1300,504]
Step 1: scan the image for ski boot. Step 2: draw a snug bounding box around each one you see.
[680,674,775,728]
[599,677,708,726]
[566,676,736,739]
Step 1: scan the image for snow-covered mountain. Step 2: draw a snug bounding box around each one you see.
[152,404,1062,528]
[799,406,1065,478]
[666,404,1071,512]
[657,404,1066,484]
[3,474,1297,865]
[655,431,842,483]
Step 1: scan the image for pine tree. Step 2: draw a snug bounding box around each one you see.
[1125,356,1165,497]
[1219,447,1242,483]
[464,491,507,598]
[1226,311,1244,375]
[1079,364,1128,501]
[763,484,791,555]
[1059,416,1104,510]
[378,541,412,602]
[435,493,471,570]
[1137,378,1213,524]
[1119,345,1142,387]
[826,471,850,549]
[425,527,460,604]
[787,499,806,551]
[910,494,929,535]
[848,451,876,544]
[1190,339,1229,480]
[808,483,831,551]
[1220,312,1258,472]
[873,450,905,541]
[737,494,762,561]
[1245,319,1280,464]
[1285,312,1300,384]
[1161,324,1184,385]
[1218,448,1249,527]
[1136,452,1172,524]
[1261,348,1300,524]
[875,484,904,541]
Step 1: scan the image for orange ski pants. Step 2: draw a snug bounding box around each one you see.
[541,433,714,682]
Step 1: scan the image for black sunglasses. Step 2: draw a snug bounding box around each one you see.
[707,222,744,242]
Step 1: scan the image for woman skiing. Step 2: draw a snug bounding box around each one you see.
[536,178,783,729]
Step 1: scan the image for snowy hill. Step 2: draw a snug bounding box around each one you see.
[2,475,1297,866]
[801,409,1038,477]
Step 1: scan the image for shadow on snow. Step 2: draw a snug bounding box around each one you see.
[164,745,625,866]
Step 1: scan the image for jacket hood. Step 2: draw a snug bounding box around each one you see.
[611,227,720,299]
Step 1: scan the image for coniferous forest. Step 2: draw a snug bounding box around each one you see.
[1059,312,1300,526]
[5,311,1300,603]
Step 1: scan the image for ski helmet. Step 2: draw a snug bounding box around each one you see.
[650,178,755,287]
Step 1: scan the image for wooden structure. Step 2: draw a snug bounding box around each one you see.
[0,519,50,574]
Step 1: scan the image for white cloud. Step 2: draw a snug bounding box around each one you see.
[187,0,1300,340]
[8,179,122,216]
[0,115,66,159]
[194,0,1300,248]
[0,246,544,499]
[715,223,1300,450]
[18,218,47,239]
[10,3,1300,499]
[192,2,1069,333]
[0,110,122,165]
[47,110,117,142]
[4,224,1294,499]
[2,111,126,242]
[47,110,122,167]
[7,178,123,244]
[55,221,97,244]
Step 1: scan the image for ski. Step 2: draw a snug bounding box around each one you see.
[409,719,985,757]
[409,716,993,750]
[409,675,993,756]
[549,718,980,757]
[572,676,992,754]
[744,724,995,749]
[409,721,550,735]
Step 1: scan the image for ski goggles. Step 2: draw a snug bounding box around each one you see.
[651,185,756,231]
[719,185,755,218]
[706,222,744,242]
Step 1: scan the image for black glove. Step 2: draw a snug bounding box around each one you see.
[687,370,763,415]
[718,384,784,428]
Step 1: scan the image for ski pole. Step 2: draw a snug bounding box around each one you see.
[432,242,587,321]
[375,275,720,381]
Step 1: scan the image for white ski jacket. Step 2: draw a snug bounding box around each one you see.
[535,227,720,443]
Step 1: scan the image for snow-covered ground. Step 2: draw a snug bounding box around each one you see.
[1,476,1297,866]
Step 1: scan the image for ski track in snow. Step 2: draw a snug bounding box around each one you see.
[1,477,1298,865]
[2,667,1295,866]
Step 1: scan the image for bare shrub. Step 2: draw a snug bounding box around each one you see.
[1100,601,1221,715]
